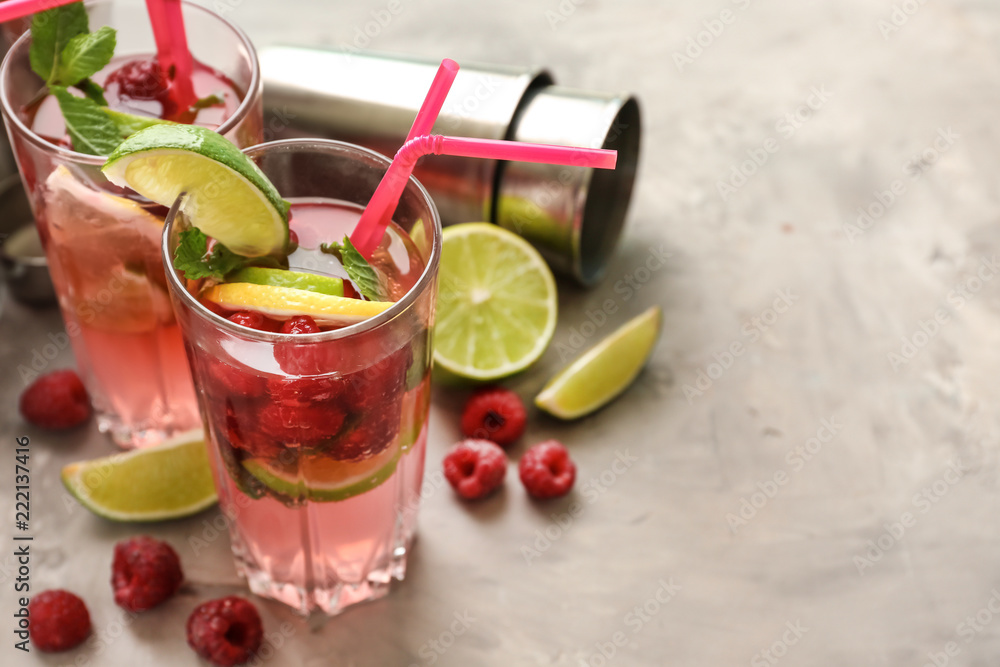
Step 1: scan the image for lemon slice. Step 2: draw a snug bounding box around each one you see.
[202,282,392,326]
[102,124,289,256]
[61,430,217,521]
[535,306,662,419]
[433,223,557,381]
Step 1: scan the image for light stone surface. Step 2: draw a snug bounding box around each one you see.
[4,0,1000,665]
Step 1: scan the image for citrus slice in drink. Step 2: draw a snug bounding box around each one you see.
[433,223,557,381]
[61,430,217,521]
[229,267,344,296]
[202,282,392,325]
[242,446,401,502]
[535,306,662,419]
[101,124,289,257]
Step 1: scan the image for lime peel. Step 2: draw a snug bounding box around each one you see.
[535,306,662,420]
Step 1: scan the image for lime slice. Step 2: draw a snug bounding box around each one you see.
[242,447,400,502]
[203,282,392,325]
[433,223,557,381]
[61,430,217,521]
[102,124,289,257]
[535,306,662,419]
[229,267,344,297]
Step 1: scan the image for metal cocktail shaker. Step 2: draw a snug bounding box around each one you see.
[260,47,640,285]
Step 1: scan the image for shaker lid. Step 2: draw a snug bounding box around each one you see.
[494,85,641,285]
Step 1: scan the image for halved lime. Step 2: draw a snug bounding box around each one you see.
[203,282,392,325]
[102,124,289,257]
[229,267,344,297]
[61,430,217,521]
[242,446,400,502]
[535,306,662,419]
[433,223,557,381]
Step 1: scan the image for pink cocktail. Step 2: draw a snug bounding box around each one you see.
[163,140,439,615]
[0,0,262,448]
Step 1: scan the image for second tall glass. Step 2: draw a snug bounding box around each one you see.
[0,0,262,448]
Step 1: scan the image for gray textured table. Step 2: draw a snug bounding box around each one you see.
[4,0,1000,665]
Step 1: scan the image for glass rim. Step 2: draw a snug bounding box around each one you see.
[0,0,261,166]
[161,138,443,344]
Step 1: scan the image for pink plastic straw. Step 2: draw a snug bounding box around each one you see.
[405,59,459,143]
[0,0,79,23]
[145,0,196,110]
[350,134,618,257]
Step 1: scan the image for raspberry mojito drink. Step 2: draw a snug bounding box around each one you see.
[103,130,439,615]
[0,1,262,447]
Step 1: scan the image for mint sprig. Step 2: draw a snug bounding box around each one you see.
[27,2,199,156]
[29,2,89,84]
[320,237,388,301]
[49,86,121,155]
[174,228,255,281]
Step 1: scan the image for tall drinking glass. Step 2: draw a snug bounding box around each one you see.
[0,1,262,448]
[163,140,440,616]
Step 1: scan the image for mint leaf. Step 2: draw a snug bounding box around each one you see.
[30,3,89,83]
[321,237,388,301]
[103,108,174,137]
[172,227,260,281]
[173,228,213,280]
[191,94,224,111]
[74,78,107,105]
[55,26,115,85]
[50,86,120,155]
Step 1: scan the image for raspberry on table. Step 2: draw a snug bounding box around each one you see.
[443,439,507,500]
[518,440,576,499]
[460,387,526,446]
[28,589,91,652]
[187,596,264,667]
[19,369,91,429]
[112,536,184,612]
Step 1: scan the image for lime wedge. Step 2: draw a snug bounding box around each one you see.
[102,124,289,257]
[203,282,392,325]
[535,306,662,419]
[242,447,400,502]
[61,430,217,521]
[229,267,344,297]
[433,223,557,381]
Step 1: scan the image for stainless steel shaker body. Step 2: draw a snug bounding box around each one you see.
[260,47,640,285]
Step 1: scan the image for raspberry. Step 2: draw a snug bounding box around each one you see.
[28,590,91,652]
[280,315,320,334]
[518,440,576,499]
[205,359,266,398]
[258,402,346,446]
[224,411,282,460]
[327,401,401,461]
[443,439,507,500]
[112,536,184,612]
[19,369,91,429]
[460,387,526,446]
[228,311,276,332]
[186,596,263,667]
[105,58,169,100]
[267,375,344,406]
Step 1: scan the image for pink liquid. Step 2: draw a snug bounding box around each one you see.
[190,200,432,615]
[26,57,244,448]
